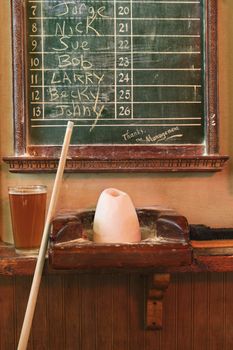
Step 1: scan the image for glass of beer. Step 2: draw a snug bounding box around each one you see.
[8,185,47,255]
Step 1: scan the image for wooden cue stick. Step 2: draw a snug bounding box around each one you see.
[17,121,74,350]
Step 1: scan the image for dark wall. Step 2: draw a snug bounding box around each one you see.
[1,272,233,350]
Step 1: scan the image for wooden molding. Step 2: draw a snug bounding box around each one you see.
[3,155,229,173]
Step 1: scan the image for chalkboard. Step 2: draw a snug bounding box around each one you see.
[27,0,204,145]
[4,0,228,172]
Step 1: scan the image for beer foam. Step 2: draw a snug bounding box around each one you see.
[8,185,47,195]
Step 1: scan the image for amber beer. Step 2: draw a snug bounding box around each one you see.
[8,185,47,254]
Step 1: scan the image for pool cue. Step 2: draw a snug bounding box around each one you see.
[17,121,74,350]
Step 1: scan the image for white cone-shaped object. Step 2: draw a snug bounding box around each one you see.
[93,188,141,243]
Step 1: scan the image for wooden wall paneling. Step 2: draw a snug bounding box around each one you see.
[208,273,226,350]
[145,328,162,350]
[224,273,233,350]
[0,276,16,350]
[14,276,33,349]
[112,274,130,350]
[193,273,209,350]
[31,276,49,350]
[79,274,98,350]
[160,274,178,350]
[95,274,114,349]
[128,274,145,350]
[47,275,65,350]
[2,272,233,349]
[176,273,193,350]
[63,274,81,350]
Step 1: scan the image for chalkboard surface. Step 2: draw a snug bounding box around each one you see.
[26,0,204,146]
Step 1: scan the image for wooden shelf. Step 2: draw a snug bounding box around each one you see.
[0,241,38,276]
[2,239,233,276]
[2,218,233,276]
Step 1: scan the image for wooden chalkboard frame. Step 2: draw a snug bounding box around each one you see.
[3,0,228,172]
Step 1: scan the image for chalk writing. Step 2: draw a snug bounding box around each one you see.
[27,0,204,145]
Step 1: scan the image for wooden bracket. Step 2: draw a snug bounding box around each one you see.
[146,273,170,330]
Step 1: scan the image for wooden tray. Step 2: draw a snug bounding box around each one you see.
[49,208,192,271]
